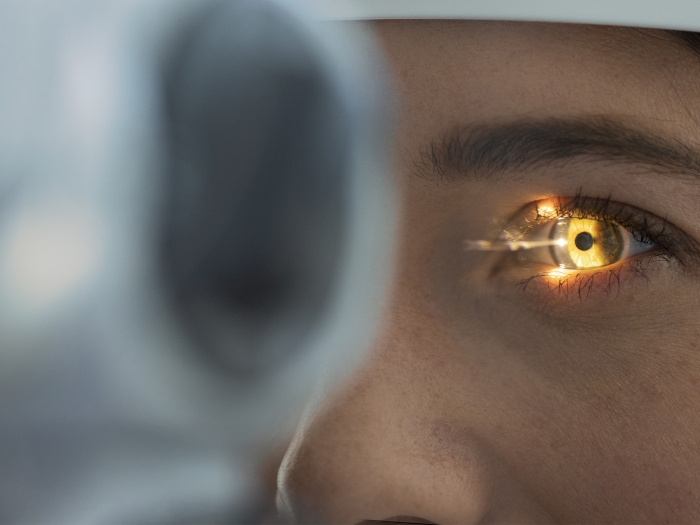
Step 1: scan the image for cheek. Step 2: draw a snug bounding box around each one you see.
[427,320,700,521]
[538,364,700,520]
[391,220,700,520]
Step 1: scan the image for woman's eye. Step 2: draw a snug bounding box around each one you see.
[465,194,700,296]
[524,216,654,270]
[463,197,668,274]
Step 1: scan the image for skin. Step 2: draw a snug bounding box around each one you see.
[277,21,700,523]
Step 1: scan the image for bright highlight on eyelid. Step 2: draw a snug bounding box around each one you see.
[537,204,558,218]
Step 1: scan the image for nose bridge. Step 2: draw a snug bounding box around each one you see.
[277,332,498,524]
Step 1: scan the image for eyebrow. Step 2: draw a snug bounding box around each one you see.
[415,116,700,183]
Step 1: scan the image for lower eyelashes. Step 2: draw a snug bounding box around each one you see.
[514,253,675,302]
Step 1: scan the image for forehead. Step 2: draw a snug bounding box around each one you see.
[372,21,700,139]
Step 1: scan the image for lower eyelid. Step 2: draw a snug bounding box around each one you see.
[507,252,675,303]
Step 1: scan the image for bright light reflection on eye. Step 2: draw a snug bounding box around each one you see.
[464,199,657,272]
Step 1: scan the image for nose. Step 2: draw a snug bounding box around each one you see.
[276,313,555,524]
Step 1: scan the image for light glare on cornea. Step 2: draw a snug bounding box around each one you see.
[463,238,567,251]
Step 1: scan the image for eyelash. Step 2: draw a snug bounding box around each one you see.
[518,255,672,301]
[536,191,685,259]
[506,190,700,298]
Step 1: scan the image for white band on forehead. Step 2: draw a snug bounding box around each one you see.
[308,0,700,32]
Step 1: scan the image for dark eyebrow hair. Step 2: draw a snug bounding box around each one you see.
[667,30,700,60]
[415,116,700,183]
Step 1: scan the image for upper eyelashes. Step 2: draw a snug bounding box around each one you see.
[465,192,700,292]
[543,193,698,263]
[503,199,656,271]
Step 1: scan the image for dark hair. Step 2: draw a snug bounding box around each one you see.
[667,30,700,58]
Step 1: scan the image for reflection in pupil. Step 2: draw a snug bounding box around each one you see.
[574,231,594,251]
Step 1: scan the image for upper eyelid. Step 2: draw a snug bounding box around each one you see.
[516,195,700,266]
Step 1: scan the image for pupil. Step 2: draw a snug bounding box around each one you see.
[575,231,594,251]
